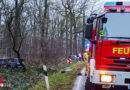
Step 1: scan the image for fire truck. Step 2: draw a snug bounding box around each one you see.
[85,1,130,90]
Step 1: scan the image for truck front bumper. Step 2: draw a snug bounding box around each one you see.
[91,70,130,87]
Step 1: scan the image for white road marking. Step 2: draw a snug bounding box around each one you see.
[72,67,87,90]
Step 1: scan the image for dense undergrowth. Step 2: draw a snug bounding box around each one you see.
[0,66,44,90]
[0,59,85,90]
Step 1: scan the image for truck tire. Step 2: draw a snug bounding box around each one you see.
[85,77,102,90]
[85,77,94,90]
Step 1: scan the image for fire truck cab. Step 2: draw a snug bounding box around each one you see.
[85,1,130,90]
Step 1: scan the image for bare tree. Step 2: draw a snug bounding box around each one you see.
[4,0,27,71]
[0,0,101,66]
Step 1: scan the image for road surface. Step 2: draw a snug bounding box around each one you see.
[72,67,87,90]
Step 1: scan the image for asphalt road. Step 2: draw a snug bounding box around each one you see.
[72,67,87,90]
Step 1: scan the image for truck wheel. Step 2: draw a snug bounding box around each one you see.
[85,77,94,90]
[85,77,102,90]
[94,84,102,90]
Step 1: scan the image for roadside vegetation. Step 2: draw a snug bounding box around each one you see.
[0,0,100,90]
[29,62,85,90]
[0,57,85,90]
[0,58,66,90]
[0,66,44,90]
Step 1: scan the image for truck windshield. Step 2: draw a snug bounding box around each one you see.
[99,13,130,40]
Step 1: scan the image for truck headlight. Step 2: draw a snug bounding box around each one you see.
[100,75,113,83]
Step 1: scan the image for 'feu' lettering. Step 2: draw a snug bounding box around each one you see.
[118,48,123,54]
[124,48,129,54]
[113,48,130,54]
[113,48,117,54]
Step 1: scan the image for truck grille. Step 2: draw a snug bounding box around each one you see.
[106,57,130,67]
[125,79,130,84]
[107,57,130,60]
[114,60,130,64]
[107,64,127,67]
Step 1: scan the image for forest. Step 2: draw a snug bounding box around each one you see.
[0,0,103,67]
[0,0,105,89]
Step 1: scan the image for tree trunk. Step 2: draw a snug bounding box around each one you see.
[40,0,48,65]
[65,8,69,56]
[82,9,86,53]
[69,12,73,55]
[73,14,78,54]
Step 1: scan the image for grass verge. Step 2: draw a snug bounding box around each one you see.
[29,62,85,90]
[0,58,70,90]
[0,66,45,90]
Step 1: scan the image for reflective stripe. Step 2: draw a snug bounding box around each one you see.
[104,2,116,7]
[44,71,48,76]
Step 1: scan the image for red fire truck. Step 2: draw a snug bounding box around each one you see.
[86,1,130,90]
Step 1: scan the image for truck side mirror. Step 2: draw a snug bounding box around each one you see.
[102,17,107,23]
[87,16,96,23]
[85,23,93,40]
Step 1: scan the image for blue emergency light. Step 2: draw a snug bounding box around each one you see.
[104,2,116,7]
[104,1,130,7]
[84,41,91,50]
[87,43,91,47]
